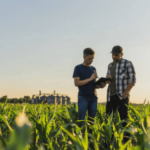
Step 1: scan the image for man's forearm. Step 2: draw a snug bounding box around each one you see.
[75,78,93,86]
[124,83,133,94]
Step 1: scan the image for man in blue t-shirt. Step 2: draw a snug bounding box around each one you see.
[73,48,106,127]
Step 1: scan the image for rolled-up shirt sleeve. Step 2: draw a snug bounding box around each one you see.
[127,61,136,86]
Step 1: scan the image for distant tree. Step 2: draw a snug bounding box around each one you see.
[0,95,8,103]
[8,99,12,103]
[19,98,23,103]
[23,96,31,103]
[11,98,18,103]
[7,99,11,103]
[0,95,32,104]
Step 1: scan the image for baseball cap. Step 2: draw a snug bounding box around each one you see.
[110,45,123,55]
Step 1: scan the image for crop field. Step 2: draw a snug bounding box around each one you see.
[0,101,150,150]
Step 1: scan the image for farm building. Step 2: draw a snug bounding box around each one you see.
[31,90,71,105]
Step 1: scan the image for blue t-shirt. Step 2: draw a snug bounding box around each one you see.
[73,64,97,99]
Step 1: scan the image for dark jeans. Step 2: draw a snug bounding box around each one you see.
[78,96,97,128]
[106,94,129,143]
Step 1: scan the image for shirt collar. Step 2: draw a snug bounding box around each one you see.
[109,58,123,68]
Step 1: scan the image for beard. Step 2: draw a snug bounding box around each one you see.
[113,59,120,62]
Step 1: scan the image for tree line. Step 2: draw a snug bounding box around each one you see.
[0,95,31,103]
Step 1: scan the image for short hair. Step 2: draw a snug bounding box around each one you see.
[83,48,95,56]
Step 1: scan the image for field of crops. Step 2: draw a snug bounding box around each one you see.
[0,101,150,150]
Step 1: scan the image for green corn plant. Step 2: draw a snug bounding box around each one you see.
[127,101,150,149]
[28,103,57,150]
[61,125,88,150]
[0,106,32,150]
[1,100,150,149]
[66,103,79,124]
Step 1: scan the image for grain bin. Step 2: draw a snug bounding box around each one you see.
[35,96,40,104]
[40,95,47,104]
[62,96,66,105]
[56,95,61,104]
[66,96,71,105]
[31,95,35,104]
[47,95,56,104]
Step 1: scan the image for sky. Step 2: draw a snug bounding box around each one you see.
[0,0,150,104]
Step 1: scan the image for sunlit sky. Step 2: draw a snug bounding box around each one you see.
[0,0,150,104]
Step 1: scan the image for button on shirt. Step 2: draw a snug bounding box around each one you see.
[106,58,136,101]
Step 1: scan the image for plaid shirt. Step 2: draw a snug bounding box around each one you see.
[106,58,136,102]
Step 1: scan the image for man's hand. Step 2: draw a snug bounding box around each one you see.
[106,75,112,84]
[100,82,106,88]
[90,73,97,81]
[122,91,128,99]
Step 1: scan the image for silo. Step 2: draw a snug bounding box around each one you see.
[66,96,71,105]
[56,95,61,104]
[31,95,35,104]
[62,96,65,105]
[47,95,56,104]
[35,96,40,104]
[40,95,47,104]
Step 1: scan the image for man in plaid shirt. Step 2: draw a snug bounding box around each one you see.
[106,45,136,143]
